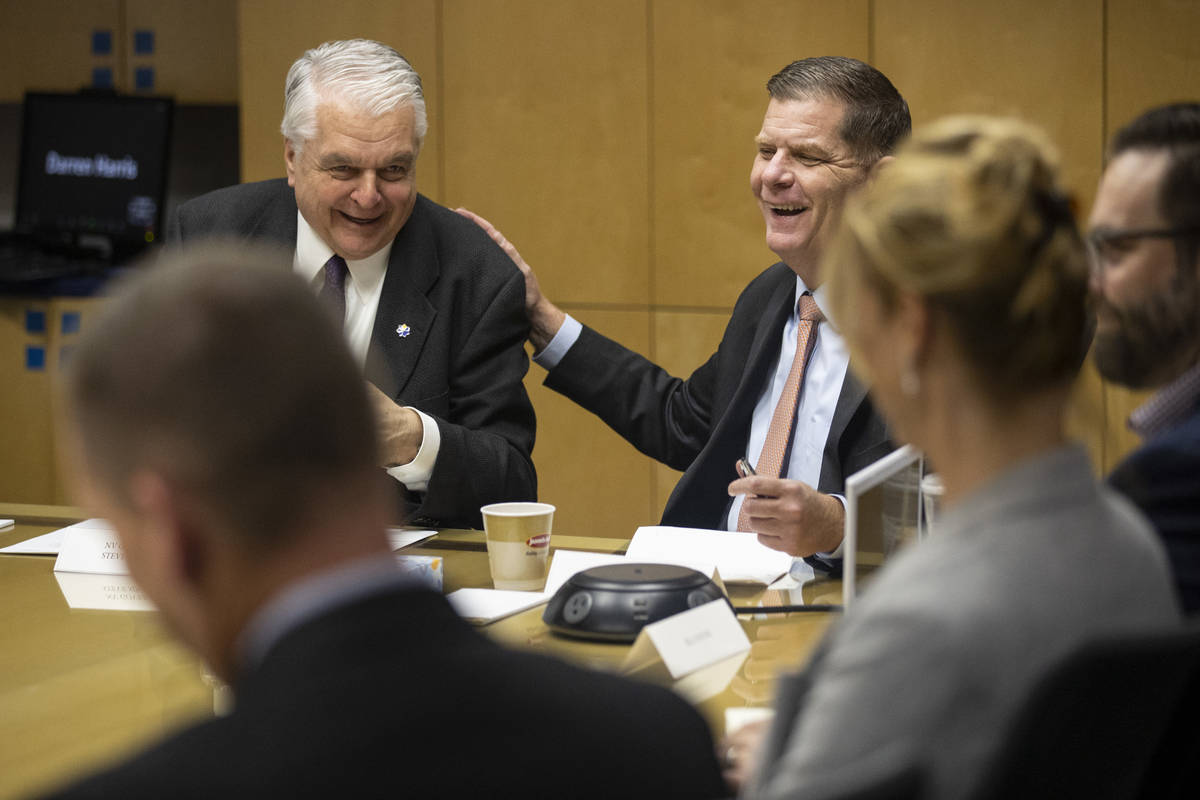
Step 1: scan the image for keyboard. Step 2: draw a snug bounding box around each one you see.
[0,235,111,283]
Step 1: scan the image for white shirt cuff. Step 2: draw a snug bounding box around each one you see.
[532,314,582,370]
[817,493,847,559]
[385,408,440,492]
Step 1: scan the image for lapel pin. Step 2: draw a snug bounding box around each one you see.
[396,323,411,338]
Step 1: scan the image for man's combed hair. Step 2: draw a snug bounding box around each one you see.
[1111,103,1200,273]
[767,56,911,163]
[1111,102,1200,154]
[64,244,379,548]
[281,39,427,152]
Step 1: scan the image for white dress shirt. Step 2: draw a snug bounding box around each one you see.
[726,278,849,530]
[534,275,849,546]
[293,212,440,491]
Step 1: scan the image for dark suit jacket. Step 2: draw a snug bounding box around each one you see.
[546,262,893,531]
[39,587,727,799]
[1108,399,1200,613]
[167,180,536,529]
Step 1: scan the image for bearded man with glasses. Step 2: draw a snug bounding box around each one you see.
[1089,102,1200,613]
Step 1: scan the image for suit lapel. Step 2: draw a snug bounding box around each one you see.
[828,367,869,446]
[661,271,795,526]
[365,197,439,398]
[255,180,300,246]
[817,364,895,494]
[711,272,795,449]
[263,181,435,400]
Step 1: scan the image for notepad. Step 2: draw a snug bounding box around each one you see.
[542,549,631,597]
[626,526,793,584]
[447,550,642,625]
[386,528,437,550]
[0,518,112,556]
[446,588,547,624]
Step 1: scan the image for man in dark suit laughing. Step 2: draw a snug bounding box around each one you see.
[462,57,909,563]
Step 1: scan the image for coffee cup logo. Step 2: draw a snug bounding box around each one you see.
[481,502,555,591]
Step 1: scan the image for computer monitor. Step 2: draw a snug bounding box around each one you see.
[15,92,173,253]
[842,444,924,607]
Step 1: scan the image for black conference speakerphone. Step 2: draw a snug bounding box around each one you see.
[542,562,727,642]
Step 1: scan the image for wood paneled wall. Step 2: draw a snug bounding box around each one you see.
[0,298,106,503]
[0,0,237,102]
[1104,0,1200,465]
[229,1,1193,537]
[0,2,239,505]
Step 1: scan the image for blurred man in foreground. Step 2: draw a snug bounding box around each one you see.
[40,244,724,799]
[1090,103,1200,613]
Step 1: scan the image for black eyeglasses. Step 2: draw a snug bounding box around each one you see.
[1086,225,1200,269]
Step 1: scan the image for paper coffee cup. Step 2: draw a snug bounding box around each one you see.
[480,502,555,591]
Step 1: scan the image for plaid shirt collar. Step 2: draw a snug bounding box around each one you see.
[1129,359,1200,439]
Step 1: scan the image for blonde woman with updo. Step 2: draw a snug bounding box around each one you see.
[744,118,1180,800]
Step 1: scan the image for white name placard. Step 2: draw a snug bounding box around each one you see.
[54,527,129,575]
[647,598,751,678]
[54,571,153,611]
[624,598,750,680]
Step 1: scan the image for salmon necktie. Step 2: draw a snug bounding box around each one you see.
[737,293,823,531]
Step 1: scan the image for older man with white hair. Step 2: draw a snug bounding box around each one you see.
[169,39,536,530]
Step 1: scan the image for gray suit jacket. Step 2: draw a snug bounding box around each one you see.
[749,445,1180,800]
[545,262,893,532]
[167,180,536,529]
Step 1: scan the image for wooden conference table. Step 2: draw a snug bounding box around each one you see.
[0,504,841,799]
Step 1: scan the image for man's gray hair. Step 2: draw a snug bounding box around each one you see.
[281,39,427,153]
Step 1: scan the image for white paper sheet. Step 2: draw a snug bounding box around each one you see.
[725,706,776,736]
[544,549,720,595]
[0,518,112,556]
[445,551,635,624]
[1,523,434,556]
[0,518,13,530]
[446,588,547,624]
[625,526,793,584]
[542,549,630,598]
[386,528,437,551]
